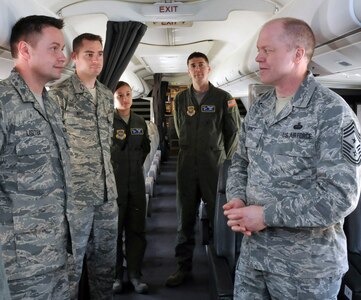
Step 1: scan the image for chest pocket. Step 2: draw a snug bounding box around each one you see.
[274,128,316,158]
[16,136,56,192]
[271,131,316,178]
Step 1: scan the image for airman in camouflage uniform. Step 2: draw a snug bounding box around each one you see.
[0,16,71,300]
[49,33,118,300]
[224,18,361,299]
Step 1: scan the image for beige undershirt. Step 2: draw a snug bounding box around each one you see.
[88,87,97,105]
[276,95,293,115]
[120,114,130,124]
[34,93,46,115]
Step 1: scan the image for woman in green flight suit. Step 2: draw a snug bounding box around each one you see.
[111,81,151,294]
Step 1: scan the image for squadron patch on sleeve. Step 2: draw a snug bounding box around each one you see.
[342,121,361,165]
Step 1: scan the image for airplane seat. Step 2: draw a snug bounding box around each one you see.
[205,159,242,300]
[199,200,210,245]
[143,121,160,216]
[339,198,361,300]
[214,159,242,272]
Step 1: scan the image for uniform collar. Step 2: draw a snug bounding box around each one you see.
[71,73,100,95]
[292,71,318,108]
[114,109,133,122]
[257,71,317,126]
[9,68,41,104]
[188,82,214,104]
[9,68,52,121]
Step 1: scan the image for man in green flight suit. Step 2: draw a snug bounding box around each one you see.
[166,52,241,287]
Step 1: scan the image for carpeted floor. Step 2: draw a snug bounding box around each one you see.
[114,155,211,300]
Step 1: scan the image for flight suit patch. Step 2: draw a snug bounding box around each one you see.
[342,121,361,165]
[187,106,196,116]
[201,105,215,112]
[115,129,126,140]
[131,128,144,135]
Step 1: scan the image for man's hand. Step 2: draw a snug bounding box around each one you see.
[223,199,266,236]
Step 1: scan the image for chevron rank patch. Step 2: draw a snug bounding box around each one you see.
[131,128,144,135]
[342,121,361,165]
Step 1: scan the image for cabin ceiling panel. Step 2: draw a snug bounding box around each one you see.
[137,40,214,73]
[312,32,361,74]
[51,0,281,22]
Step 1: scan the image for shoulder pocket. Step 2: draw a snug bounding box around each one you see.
[245,127,263,148]
[16,137,56,191]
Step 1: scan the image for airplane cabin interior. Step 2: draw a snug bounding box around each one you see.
[1,0,361,299]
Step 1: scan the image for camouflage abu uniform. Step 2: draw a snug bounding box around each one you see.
[50,73,118,300]
[0,69,72,299]
[227,72,361,299]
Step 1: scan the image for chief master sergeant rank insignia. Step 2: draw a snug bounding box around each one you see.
[342,121,361,165]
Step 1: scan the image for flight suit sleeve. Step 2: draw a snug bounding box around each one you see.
[142,122,151,164]
[223,97,241,159]
[173,94,180,138]
[264,103,361,228]
[226,118,248,203]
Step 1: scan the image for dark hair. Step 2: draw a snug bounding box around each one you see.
[115,81,131,91]
[267,17,316,61]
[10,15,64,58]
[187,52,209,65]
[72,33,103,53]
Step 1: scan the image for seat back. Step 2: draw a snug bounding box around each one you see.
[344,197,361,255]
[214,159,242,272]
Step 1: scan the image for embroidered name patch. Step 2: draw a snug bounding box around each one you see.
[26,129,41,136]
[342,121,361,165]
[281,132,312,140]
[201,105,215,112]
[131,128,144,135]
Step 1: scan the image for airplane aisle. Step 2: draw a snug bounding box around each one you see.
[114,155,211,300]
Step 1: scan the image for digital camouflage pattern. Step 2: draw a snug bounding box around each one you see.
[0,69,72,299]
[49,73,118,300]
[49,74,117,206]
[234,258,342,299]
[0,243,10,300]
[227,72,361,280]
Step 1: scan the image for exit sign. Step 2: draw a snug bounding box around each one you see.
[141,2,194,18]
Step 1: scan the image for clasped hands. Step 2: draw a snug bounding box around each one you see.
[223,198,266,236]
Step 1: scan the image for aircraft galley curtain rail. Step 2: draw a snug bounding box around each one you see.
[98,21,147,92]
